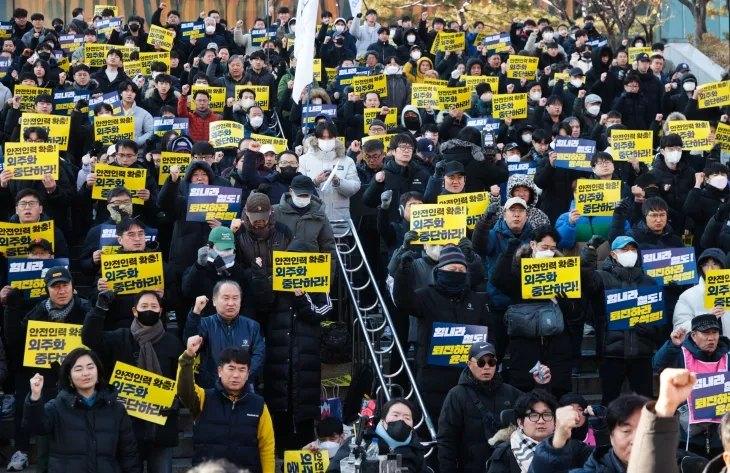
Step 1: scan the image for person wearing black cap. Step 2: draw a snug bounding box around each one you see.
[413,137,438,174]
[439,126,509,193]
[633,52,663,119]
[470,82,493,118]
[423,161,465,203]
[438,341,552,473]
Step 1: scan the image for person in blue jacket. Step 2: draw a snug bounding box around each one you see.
[183,280,267,389]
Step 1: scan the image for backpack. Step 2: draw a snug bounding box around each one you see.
[321,321,351,364]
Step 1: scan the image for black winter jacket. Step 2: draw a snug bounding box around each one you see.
[439,139,509,194]
[648,154,696,213]
[611,92,651,130]
[534,155,590,224]
[236,220,293,270]
[637,70,663,118]
[91,68,130,94]
[683,184,730,253]
[586,46,622,114]
[526,435,600,473]
[363,158,430,221]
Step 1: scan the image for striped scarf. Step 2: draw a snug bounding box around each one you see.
[510,427,539,473]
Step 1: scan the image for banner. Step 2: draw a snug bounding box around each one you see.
[158,152,192,186]
[336,66,369,90]
[20,114,70,151]
[235,85,271,111]
[209,121,244,149]
[180,21,205,41]
[250,134,288,154]
[251,28,268,46]
[698,81,730,109]
[611,130,654,163]
[0,22,13,40]
[7,258,70,299]
[92,164,148,205]
[283,451,329,473]
[352,74,388,98]
[430,32,466,54]
[689,372,730,423]
[0,221,55,257]
[191,86,225,112]
[110,361,177,425]
[427,322,489,366]
[705,270,730,308]
[437,192,489,230]
[554,138,596,172]
[716,123,730,151]
[53,89,90,116]
[14,85,52,112]
[153,117,189,137]
[96,17,123,39]
[507,56,539,80]
[466,117,500,134]
[461,75,499,94]
[605,286,665,330]
[272,251,331,293]
[23,321,85,368]
[438,86,471,111]
[521,257,581,299]
[186,185,242,223]
[492,93,528,120]
[482,33,511,53]
[94,116,135,145]
[59,34,84,53]
[4,143,59,180]
[363,107,398,132]
[411,84,440,109]
[88,92,123,121]
[147,25,174,51]
[508,162,537,178]
[99,225,158,255]
[0,57,8,80]
[140,52,170,76]
[361,134,396,150]
[628,47,652,62]
[642,247,698,286]
[575,179,621,216]
[667,121,713,151]
[301,104,338,129]
[101,252,164,295]
[410,204,467,244]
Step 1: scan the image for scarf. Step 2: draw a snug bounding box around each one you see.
[45,297,75,322]
[244,212,275,240]
[130,319,164,375]
[195,108,212,119]
[510,428,539,473]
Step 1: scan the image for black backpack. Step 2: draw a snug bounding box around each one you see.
[320,321,351,364]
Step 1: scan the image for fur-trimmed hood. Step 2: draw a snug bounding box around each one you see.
[306,136,346,159]
[506,173,539,206]
[144,86,181,100]
[439,139,486,162]
[488,424,517,446]
[512,244,565,273]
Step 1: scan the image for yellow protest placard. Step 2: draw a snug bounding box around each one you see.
[92,164,148,205]
[461,75,499,93]
[14,85,52,112]
[362,133,396,150]
[209,121,244,148]
[84,43,110,68]
[430,32,466,54]
[56,57,70,73]
[705,269,730,308]
[147,25,174,51]
[234,85,271,111]
[698,81,730,109]
[521,257,581,299]
[94,115,135,145]
[554,72,585,84]
[123,60,142,77]
[473,32,488,46]
[363,108,398,132]
[4,143,59,180]
[20,114,70,151]
[423,78,448,87]
[438,86,471,111]
[628,47,652,63]
[716,123,730,151]
[325,67,338,85]
[140,52,170,76]
[110,361,177,425]
[438,192,489,230]
[313,58,322,81]
[101,252,164,295]
[492,93,528,119]
[0,221,55,257]
[410,204,467,244]
[191,86,225,112]
[93,5,118,16]
[23,321,85,368]
[610,130,654,162]
[507,56,539,80]
[667,121,713,151]
[575,179,621,216]
[272,251,331,293]
[411,84,440,109]
[250,134,288,154]
[352,74,388,98]
[158,152,192,186]
[283,450,329,473]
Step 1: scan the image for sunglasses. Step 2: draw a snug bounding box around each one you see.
[474,357,497,368]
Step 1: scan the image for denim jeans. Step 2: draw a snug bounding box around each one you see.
[141,446,173,473]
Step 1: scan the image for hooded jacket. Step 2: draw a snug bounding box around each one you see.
[636,68,663,119]
[648,153,697,213]
[350,16,380,57]
[397,28,426,62]
[440,139,509,194]
[273,194,337,258]
[534,155,591,224]
[611,90,651,131]
[683,180,730,253]
[403,57,435,83]
[141,87,180,118]
[489,174,550,228]
[363,157,431,221]
[586,46,621,113]
[674,248,730,333]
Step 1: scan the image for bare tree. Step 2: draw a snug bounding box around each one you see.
[676,0,708,44]
[586,0,637,47]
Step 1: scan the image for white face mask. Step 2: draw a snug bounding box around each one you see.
[241,98,255,110]
[385,65,400,75]
[664,150,682,164]
[635,42,644,48]
[76,14,84,21]
[311,98,323,105]
[710,175,728,190]
[411,51,421,60]
[683,82,696,91]
[507,154,521,162]
[213,248,235,258]
[292,195,311,207]
[335,25,345,33]
[534,249,555,258]
[250,115,264,127]
[290,24,296,32]
[319,138,336,152]
[205,25,216,34]
[424,245,441,261]
[530,92,542,102]
[587,105,601,116]
[424,132,434,140]
[320,441,342,459]
[570,78,583,88]
[521,134,532,144]
[407,34,416,43]
[542,32,553,41]
[480,93,492,103]
[615,250,638,268]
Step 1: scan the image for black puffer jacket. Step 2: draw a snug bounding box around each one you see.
[586,46,622,114]
[438,369,525,473]
[648,153,696,213]
[580,247,659,359]
[534,155,590,224]
[683,183,730,253]
[23,388,139,473]
[611,91,651,130]
[636,69,663,118]
[236,217,293,270]
[439,139,509,193]
[363,158,430,221]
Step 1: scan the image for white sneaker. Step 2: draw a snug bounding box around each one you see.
[6,451,28,472]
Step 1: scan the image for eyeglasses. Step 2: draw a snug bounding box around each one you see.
[594,160,612,167]
[397,145,413,152]
[647,212,667,219]
[526,412,554,422]
[17,201,40,209]
[365,153,383,160]
[625,84,640,90]
[473,357,497,368]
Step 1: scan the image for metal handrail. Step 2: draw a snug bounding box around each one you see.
[330,219,438,453]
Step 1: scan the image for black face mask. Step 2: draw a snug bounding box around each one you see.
[128,23,141,33]
[644,187,661,198]
[279,167,298,180]
[385,420,412,442]
[54,24,63,33]
[404,117,420,131]
[136,310,160,326]
[38,52,51,62]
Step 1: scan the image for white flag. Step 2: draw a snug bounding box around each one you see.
[292,0,319,104]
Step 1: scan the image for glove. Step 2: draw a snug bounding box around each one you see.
[399,251,415,271]
[458,237,473,260]
[451,69,462,79]
[403,230,419,249]
[96,289,116,311]
[717,202,730,221]
[75,99,88,110]
[587,235,606,249]
[613,197,631,216]
[434,160,446,179]
[5,288,23,305]
[197,247,209,266]
[485,202,500,217]
[506,238,521,253]
[381,190,393,210]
